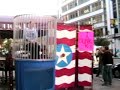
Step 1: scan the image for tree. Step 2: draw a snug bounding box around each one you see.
[95,37,110,46]
[1,39,12,56]
[94,29,110,46]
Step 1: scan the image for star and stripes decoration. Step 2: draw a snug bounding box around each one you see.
[55,24,93,89]
[55,24,76,89]
[56,44,72,67]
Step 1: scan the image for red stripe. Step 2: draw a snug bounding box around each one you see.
[72,53,76,60]
[78,81,92,86]
[56,55,76,76]
[78,67,92,74]
[56,68,75,77]
[55,82,75,89]
[79,25,92,31]
[55,54,76,87]
[78,52,92,60]
[57,38,76,46]
[57,24,76,31]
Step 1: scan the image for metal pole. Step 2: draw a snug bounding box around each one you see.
[75,22,78,87]
[75,22,84,90]
[114,33,117,57]
[8,50,13,90]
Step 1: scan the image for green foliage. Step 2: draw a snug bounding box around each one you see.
[95,30,103,37]
[3,39,11,51]
[1,39,12,55]
[95,38,110,46]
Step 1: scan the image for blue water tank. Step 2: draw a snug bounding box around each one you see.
[15,60,55,90]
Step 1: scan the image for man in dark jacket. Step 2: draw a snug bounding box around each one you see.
[102,46,113,86]
[96,47,104,77]
[26,41,40,59]
[25,40,47,59]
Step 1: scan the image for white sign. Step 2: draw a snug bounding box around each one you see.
[23,28,38,42]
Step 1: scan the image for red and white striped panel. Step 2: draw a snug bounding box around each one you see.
[78,25,93,86]
[55,24,76,89]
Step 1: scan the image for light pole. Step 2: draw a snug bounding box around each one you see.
[114,32,117,57]
[112,18,118,57]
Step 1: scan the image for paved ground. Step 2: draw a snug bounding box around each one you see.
[92,75,120,90]
[0,76,120,90]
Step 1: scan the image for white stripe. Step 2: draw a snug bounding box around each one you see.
[56,59,75,70]
[78,59,92,68]
[78,73,92,82]
[79,29,92,32]
[55,74,75,85]
[57,30,76,39]
[70,45,76,53]
[78,50,93,53]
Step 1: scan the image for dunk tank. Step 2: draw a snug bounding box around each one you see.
[12,14,56,90]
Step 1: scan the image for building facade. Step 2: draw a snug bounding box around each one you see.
[0,16,13,39]
[112,0,120,57]
[60,0,120,57]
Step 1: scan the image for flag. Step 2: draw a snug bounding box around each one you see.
[55,23,76,89]
[78,25,93,86]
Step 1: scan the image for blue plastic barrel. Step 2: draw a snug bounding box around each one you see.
[15,60,55,90]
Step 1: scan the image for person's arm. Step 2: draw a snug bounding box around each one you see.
[102,53,106,65]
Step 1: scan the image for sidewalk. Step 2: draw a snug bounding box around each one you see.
[93,75,120,90]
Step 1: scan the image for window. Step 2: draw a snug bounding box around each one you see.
[92,15,102,24]
[7,24,9,29]
[105,27,108,35]
[62,15,68,21]
[0,24,2,29]
[9,24,13,29]
[69,11,78,20]
[94,28,103,37]
[62,5,67,12]
[68,2,73,9]
[80,18,91,25]
[78,0,89,5]
[68,0,77,10]
[75,0,77,6]
[92,1,101,11]
[79,6,90,15]
[3,24,6,29]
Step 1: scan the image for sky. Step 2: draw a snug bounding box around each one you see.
[0,0,59,16]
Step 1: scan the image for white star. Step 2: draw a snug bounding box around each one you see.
[56,45,71,64]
